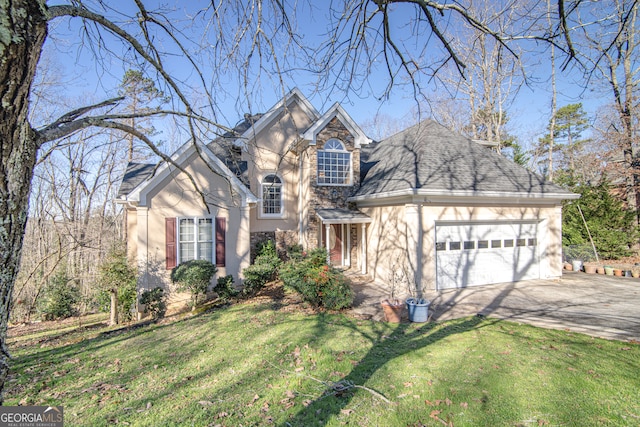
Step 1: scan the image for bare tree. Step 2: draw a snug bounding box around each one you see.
[0,1,248,400]
[547,0,559,182]
[575,0,640,216]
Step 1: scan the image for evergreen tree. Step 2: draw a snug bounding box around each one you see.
[563,180,638,259]
[118,69,168,162]
[535,103,590,180]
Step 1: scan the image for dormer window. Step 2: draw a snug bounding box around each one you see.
[261,174,283,217]
[318,139,351,185]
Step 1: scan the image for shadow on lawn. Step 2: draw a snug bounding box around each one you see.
[280,314,495,426]
[8,284,518,423]
[279,280,528,426]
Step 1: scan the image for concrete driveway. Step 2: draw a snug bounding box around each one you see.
[350,271,640,342]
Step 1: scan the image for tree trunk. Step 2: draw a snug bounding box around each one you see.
[0,0,48,402]
[110,289,119,325]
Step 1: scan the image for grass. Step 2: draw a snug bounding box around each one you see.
[6,299,640,426]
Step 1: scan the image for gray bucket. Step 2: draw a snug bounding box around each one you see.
[406,298,430,323]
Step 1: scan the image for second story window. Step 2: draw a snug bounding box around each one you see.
[318,139,351,185]
[261,174,283,216]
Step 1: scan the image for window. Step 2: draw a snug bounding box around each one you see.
[449,241,461,250]
[317,139,351,185]
[491,240,502,248]
[436,242,446,251]
[178,218,213,264]
[261,174,283,216]
[478,240,489,249]
[504,239,514,248]
[464,241,475,250]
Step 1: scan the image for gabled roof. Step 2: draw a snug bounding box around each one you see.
[207,114,263,186]
[352,120,578,203]
[301,102,372,148]
[234,88,319,148]
[117,163,156,199]
[117,141,257,207]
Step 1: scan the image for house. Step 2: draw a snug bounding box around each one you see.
[117,89,578,308]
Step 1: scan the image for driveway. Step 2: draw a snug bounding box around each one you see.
[349,272,640,342]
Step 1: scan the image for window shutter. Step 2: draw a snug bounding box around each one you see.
[215,217,226,267]
[165,217,177,270]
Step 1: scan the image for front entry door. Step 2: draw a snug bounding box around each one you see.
[323,224,343,265]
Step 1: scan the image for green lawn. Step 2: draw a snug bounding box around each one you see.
[6,299,640,426]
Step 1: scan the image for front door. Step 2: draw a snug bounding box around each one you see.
[322,224,343,265]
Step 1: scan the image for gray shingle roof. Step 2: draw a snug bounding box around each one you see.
[357,120,574,198]
[118,115,263,198]
[117,163,156,198]
[317,208,371,224]
[206,114,263,186]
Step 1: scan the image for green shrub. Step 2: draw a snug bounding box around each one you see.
[285,244,305,262]
[242,240,281,296]
[214,275,238,300]
[171,260,217,307]
[139,287,167,320]
[39,270,80,320]
[97,246,138,323]
[280,248,353,310]
[563,180,640,259]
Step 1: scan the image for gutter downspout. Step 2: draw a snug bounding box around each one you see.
[298,150,304,245]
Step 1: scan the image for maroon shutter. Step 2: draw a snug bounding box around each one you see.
[215,217,226,267]
[166,218,177,270]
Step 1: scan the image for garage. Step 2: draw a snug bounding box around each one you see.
[435,221,540,290]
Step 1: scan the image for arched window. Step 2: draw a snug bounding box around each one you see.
[318,139,351,185]
[261,174,283,216]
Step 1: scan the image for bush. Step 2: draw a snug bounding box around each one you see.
[39,270,80,320]
[214,275,238,300]
[285,244,305,262]
[97,246,138,323]
[171,260,217,307]
[280,248,353,310]
[563,180,640,259]
[139,287,167,320]
[242,240,281,296]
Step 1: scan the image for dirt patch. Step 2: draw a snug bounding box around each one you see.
[8,315,107,339]
[238,281,323,315]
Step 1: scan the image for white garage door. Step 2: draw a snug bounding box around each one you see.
[435,221,540,290]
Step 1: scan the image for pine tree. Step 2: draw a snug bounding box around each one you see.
[118,69,168,162]
[535,103,590,180]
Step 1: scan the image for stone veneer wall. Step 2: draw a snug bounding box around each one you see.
[349,224,358,269]
[249,231,276,262]
[275,230,298,257]
[306,117,361,249]
[250,230,299,261]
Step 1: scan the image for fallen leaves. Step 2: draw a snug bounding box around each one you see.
[425,398,454,407]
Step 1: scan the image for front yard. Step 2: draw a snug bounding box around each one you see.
[6,291,640,426]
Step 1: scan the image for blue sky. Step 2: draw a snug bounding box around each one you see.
[40,1,606,149]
